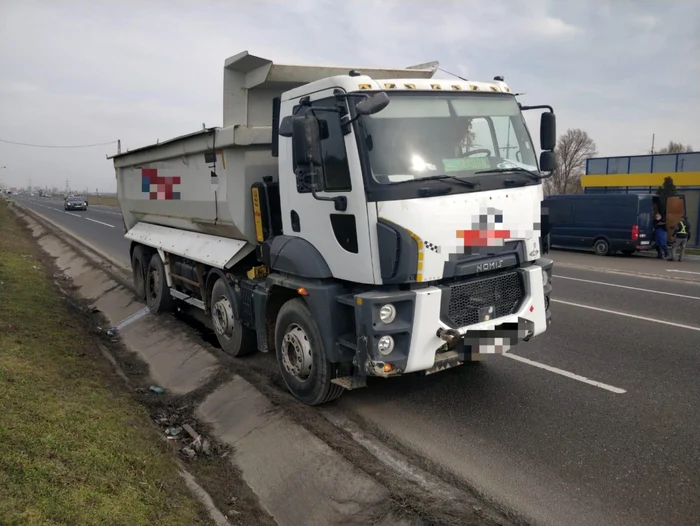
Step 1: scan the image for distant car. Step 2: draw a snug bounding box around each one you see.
[64,196,88,211]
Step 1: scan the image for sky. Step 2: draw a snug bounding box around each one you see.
[1,0,699,192]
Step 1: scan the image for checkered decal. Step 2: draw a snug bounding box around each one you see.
[141,168,181,200]
[424,240,440,253]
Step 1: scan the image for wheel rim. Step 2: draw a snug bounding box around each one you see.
[281,323,313,381]
[595,242,606,255]
[212,296,234,339]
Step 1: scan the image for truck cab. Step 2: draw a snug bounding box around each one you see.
[113,51,556,405]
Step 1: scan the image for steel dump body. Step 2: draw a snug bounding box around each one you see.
[113,51,439,244]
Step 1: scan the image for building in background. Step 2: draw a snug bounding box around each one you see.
[580,151,700,247]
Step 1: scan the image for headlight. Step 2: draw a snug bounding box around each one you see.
[377,335,395,356]
[379,304,396,324]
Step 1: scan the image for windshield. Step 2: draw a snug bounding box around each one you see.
[68,197,84,202]
[358,92,538,184]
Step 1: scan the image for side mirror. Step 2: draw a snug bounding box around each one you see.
[289,115,323,167]
[355,92,390,116]
[539,150,555,173]
[540,112,556,151]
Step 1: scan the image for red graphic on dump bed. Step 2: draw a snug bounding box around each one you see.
[141,168,181,200]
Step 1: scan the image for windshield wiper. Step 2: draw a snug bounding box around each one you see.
[391,174,478,188]
[474,167,542,181]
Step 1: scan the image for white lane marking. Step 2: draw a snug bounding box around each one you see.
[85,217,115,228]
[555,275,700,300]
[667,269,700,275]
[65,212,81,217]
[552,299,700,332]
[503,353,627,394]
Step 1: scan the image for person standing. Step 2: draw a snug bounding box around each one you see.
[653,213,669,259]
[670,215,691,262]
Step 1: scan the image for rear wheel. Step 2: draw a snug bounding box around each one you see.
[593,238,610,256]
[210,278,257,357]
[131,245,148,301]
[146,253,173,314]
[275,298,343,406]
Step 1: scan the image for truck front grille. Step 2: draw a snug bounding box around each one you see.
[445,271,525,328]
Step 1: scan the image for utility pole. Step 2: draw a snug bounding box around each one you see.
[651,133,655,155]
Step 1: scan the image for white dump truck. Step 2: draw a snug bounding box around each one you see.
[111,51,555,405]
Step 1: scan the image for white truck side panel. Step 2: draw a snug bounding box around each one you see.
[125,222,254,269]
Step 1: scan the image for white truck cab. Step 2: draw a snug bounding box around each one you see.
[112,51,555,405]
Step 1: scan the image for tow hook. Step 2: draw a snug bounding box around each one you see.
[436,327,462,350]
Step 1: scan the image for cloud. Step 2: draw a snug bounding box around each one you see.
[0,0,698,192]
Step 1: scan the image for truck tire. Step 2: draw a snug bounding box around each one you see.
[593,238,610,256]
[210,278,256,357]
[146,253,173,314]
[275,297,343,406]
[131,245,148,301]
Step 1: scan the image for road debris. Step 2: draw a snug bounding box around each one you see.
[166,426,183,437]
[149,385,165,394]
[182,447,197,459]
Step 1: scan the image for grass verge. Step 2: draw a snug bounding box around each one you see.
[0,199,212,526]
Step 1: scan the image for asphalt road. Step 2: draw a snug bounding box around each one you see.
[11,195,700,526]
[12,194,130,267]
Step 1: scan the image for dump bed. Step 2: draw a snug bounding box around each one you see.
[112,51,439,243]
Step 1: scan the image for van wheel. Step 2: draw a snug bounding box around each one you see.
[593,239,610,256]
[131,246,148,301]
[146,253,173,314]
[210,278,257,357]
[275,298,343,406]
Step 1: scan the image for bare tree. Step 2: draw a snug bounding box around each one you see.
[652,140,693,154]
[544,129,597,196]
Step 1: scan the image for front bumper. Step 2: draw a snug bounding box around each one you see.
[352,260,553,378]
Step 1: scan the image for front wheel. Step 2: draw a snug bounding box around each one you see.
[210,278,256,357]
[593,239,610,256]
[275,298,343,406]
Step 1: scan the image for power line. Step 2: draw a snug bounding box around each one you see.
[0,138,117,149]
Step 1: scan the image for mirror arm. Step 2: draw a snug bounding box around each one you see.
[298,166,348,212]
[519,104,554,113]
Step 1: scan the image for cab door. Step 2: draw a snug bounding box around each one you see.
[279,88,375,284]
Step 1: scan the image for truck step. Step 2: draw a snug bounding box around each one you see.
[330,376,367,390]
[336,294,357,307]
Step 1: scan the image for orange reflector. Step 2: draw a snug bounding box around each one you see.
[383,363,393,373]
[297,287,308,296]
